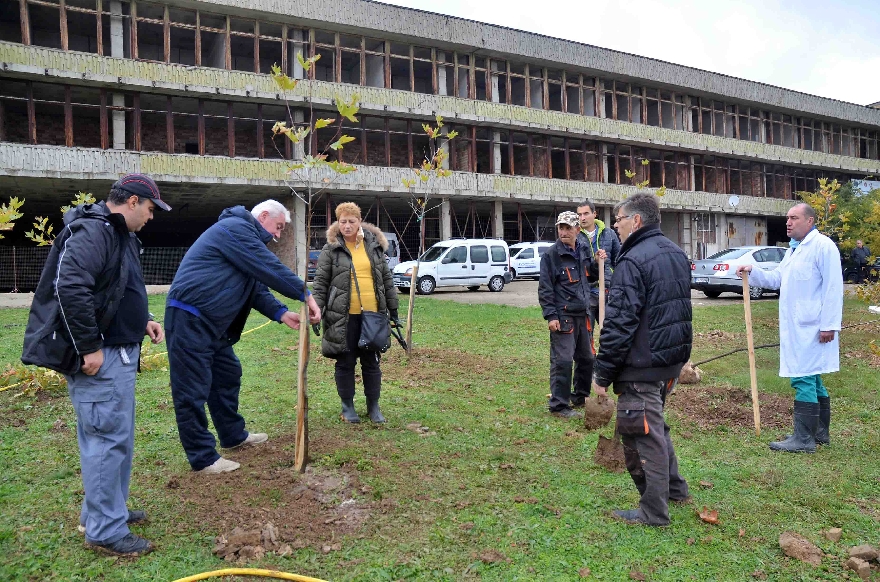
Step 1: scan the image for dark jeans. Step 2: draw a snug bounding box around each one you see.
[335,314,382,401]
[615,379,689,526]
[166,308,249,471]
[549,314,595,411]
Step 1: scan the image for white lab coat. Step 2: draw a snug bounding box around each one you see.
[747,229,843,377]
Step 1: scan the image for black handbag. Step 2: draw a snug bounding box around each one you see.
[350,261,391,353]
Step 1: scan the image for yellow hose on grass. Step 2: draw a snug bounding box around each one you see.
[171,568,328,582]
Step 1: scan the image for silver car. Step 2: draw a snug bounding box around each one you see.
[691,246,787,299]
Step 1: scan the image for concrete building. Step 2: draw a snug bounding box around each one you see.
[1,0,880,290]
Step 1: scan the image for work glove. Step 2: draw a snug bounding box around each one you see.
[389,309,402,328]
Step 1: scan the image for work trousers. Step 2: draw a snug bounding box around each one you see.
[66,344,140,545]
[573,295,600,399]
[615,379,689,526]
[166,308,249,471]
[335,314,382,401]
[549,314,594,411]
[790,374,829,404]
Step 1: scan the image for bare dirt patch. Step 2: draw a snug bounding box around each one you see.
[382,347,497,384]
[594,435,626,473]
[166,433,376,559]
[0,389,66,430]
[668,385,791,431]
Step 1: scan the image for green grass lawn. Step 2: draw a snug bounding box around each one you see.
[1,295,878,581]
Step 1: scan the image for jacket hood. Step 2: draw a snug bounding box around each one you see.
[63,201,127,231]
[326,221,388,251]
[220,205,273,244]
[595,219,607,235]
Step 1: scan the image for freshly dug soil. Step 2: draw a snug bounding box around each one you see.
[583,395,615,430]
[668,385,792,431]
[594,435,626,473]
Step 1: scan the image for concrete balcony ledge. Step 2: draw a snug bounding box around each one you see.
[2,43,879,177]
[0,143,795,216]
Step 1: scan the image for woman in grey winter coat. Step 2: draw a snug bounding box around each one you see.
[312,202,400,423]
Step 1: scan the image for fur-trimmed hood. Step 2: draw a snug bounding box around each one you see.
[325,221,389,251]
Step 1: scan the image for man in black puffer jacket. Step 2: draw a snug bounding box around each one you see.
[592,193,692,527]
[22,174,170,557]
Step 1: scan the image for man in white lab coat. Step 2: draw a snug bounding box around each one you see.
[736,203,842,453]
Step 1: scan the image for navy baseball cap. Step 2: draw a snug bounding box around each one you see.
[113,173,171,211]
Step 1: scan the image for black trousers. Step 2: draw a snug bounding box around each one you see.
[335,314,382,401]
[549,314,595,411]
[573,294,600,400]
[615,379,689,526]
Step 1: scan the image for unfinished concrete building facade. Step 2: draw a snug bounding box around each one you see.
[2,0,880,289]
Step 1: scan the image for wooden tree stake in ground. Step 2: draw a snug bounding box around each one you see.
[598,256,606,332]
[405,264,418,355]
[294,302,310,472]
[741,271,761,436]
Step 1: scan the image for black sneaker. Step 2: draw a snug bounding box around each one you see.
[86,533,154,557]
[551,408,580,419]
[127,509,148,525]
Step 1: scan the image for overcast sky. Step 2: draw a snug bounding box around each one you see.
[377,0,880,107]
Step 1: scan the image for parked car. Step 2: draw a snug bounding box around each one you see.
[393,238,512,294]
[691,246,787,299]
[843,257,880,283]
[306,249,321,281]
[509,242,554,279]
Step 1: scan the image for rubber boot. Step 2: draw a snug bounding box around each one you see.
[340,399,361,423]
[769,401,817,453]
[816,396,830,446]
[366,397,386,423]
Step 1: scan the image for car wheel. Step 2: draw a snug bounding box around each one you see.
[844,271,859,284]
[488,275,505,292]
[417,276,435,295]
[748,286,763,300]
[703,290,722,298]
[509,268,517,279]
[396,286,409,294]
[467,286,480,292]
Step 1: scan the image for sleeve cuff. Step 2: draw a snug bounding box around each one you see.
[593,375,611,388]
[273,306,288,322]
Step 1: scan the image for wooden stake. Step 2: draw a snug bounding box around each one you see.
[405,264,418,355]
[598,256,605,332]
[742,271,761,436]
[294,302,309,472]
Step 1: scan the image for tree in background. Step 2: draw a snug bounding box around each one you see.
[25,192,96,246]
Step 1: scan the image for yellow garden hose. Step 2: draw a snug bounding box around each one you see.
[171,568,328,582]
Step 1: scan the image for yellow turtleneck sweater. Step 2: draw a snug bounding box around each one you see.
[346,240,378,313]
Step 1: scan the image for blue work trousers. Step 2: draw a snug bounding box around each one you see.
[66,344,140,545]
[166,308,249,470]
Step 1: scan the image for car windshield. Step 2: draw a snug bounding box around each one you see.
[510,247,524,258]
[420,246,449,262]
[706,248,750,260]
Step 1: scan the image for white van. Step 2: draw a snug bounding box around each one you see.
[384,232,401,271]
[393,238,512,294]
[509,241,554,279]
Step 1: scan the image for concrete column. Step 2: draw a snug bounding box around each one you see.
[291,29,304,79]
[440,126,449,170]
[109,1,126,149]
[294,195,307,275]
[492,200,503,239]
[112,93,125,149]
[437,51,447,96]
[681,212,693,259]
[490,61,502,173]
[270,197,298,272]
[293,109,305,160]
[440,198,452,240]
[603,206,612,226]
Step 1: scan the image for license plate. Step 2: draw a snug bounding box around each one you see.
[694,277,709,284]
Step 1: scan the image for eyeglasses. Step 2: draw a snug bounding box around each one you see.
[615,214,632,222]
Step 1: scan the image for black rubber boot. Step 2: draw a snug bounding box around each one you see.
[366,398,386,423]
[816,396,830,446]
[769,401,817,453]
[340,399,361,423]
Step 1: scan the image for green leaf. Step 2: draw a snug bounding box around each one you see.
[446,130,458,140]
[314,118,337,130]
[336,94,360,123]
[329,135,356,150]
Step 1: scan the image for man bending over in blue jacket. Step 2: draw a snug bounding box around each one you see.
[166,200,320,474]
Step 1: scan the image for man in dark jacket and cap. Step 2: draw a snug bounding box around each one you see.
[22,173,170,557]
[165,199,320,475]
[592,192,692,527]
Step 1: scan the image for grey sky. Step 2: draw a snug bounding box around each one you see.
[377,0,880,107]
